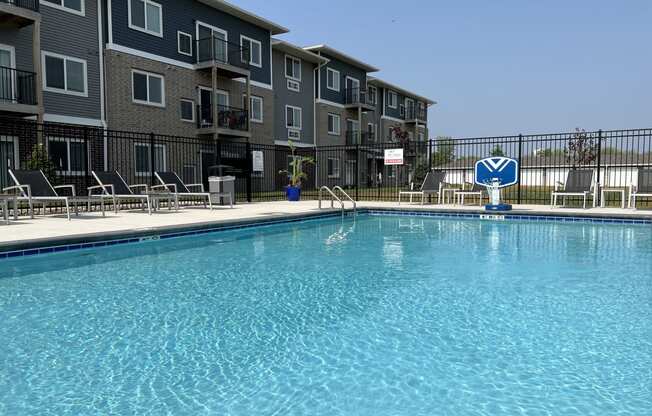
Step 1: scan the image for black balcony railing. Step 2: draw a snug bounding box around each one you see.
[0,66,37,106]
[404,106,427,121]
[343,88,376,107]
[196,36,250,70]
[197,104,248,132]
[346,131,376,145]
[0,0,40,12]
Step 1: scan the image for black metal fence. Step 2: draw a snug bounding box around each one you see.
[0,66,37,105]
[0,0,39,12]
[1,118,651,208]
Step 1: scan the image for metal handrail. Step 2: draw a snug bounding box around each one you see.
[318,186,344,216]
[333,186,356,214]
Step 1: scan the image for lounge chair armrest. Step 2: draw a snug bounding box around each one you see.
[554,181,564,191]
[54,184,76,197]
[88,184,114,196]
[186,184,204,192]
[152,184,177,193]
[3,184,31,197]
[129,184,149,193]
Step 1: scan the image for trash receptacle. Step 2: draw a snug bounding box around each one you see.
[208,175,236,205]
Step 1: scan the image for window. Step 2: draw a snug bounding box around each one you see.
[132,70,165,107]
[368,86,377,105]
[128,0,163,37]
[328,113,340,136]
[288,129,300,140]
[240,36,262,67]
[326,68,340,91]
[285,55,301,81]
[180,99,195,122]
[42,52,87,96]
[135,143,166,175]
[328,158,340,178]
[41,0,84,15]
[245,95,263,123]
[388,127,395,141]
[387,90,398,109]
[418,132,425,142]
[286,105,302,130]
[177,31,193,56]
[48,137,87,175]
[400,103,405,117]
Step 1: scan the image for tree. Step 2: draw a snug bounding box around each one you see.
[27,144,58,185]
[432,136,455,167]
[390,126,410,145]
[565,128,597,168]
[490,145,505,157]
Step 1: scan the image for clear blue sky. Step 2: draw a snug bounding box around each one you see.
[236,0,651,138]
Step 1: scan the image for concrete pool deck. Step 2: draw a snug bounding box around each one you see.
[1,201,651,251]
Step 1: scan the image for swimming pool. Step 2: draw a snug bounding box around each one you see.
[1,214,651,415]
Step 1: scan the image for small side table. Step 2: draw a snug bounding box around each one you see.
[600,188,626,209]
[0,195,18,224]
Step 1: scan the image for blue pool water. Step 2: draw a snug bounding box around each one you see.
[1,215,651,415]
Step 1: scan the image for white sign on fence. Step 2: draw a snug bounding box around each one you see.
[252,151,264,172]
[384,148,404,166]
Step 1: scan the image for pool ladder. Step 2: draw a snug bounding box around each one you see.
[319,186,357,216]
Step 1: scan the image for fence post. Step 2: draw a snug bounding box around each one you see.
[596,129,603,205]
[355,143,360,201]
[83,126,90,191]
[517,134,523,205]
[429,139,433,171]
[149,132,155,186]
[245,140,252,203]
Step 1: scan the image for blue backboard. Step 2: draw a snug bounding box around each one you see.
[474,157,519,188]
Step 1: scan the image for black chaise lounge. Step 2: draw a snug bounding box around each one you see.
[154,171,232,209]
[398,170,447,205]
[629,169,652,209]
[90,171,178,215]
[551,169,596,209]
[4,169,105,221]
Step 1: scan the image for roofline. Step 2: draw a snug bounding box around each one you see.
[272,39,329,64]
[198,0,289,35]
[303,45,379,73]
[368,76,436,105]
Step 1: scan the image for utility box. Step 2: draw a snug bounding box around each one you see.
[208,175,236,205]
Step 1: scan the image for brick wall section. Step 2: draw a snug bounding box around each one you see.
[104,50,274,144]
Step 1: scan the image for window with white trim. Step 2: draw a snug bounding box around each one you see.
[135,143,166,176]
[368,85,377,105]
[418,132,425,142]
[326,68,340,91]
[285,55,301,81]
[387,90,398,108]
[132,70,165,107]
[128,0,163,37]
[327,113,340,136]
[41,0,84,15]
[43,52,87,96]
[177,31,193,56]
[328,158,340,178]
[180,99,195,122]
[286,105,302,130]
[244,95,263,123]
[47,137,87,175]
[287,79,300,92]
[240,36,262,67]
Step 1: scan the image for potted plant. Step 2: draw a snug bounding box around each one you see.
[279,140,314,201]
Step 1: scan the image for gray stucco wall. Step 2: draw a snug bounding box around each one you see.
[0,0,102,121]
[109,0,272,85]
[317,53,367,104]
[272,48,315,146]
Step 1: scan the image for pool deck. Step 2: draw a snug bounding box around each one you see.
[1,201,650,251]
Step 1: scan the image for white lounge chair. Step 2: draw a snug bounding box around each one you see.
[629,169,652,209]
[454,182,487,206]
[90,171,177,215]
[399,170,447,205]
[551,170,597,209]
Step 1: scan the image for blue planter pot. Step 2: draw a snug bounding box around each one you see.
[286,186,301,201]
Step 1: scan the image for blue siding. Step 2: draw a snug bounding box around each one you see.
[318,53,367,104]
[110,0,272,85]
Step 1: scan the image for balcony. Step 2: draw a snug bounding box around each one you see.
[0,66,38,115]
[197,104,250,137]
[403,106,427,123]
[195,36,251,79]
[343,88,376,111]
[346,131,376,146]
[0,0,40,28]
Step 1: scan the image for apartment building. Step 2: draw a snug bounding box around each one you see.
[102,0,287,144]
[0,0,104,190]
[271,39,326,148]
[367,76,434,143]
